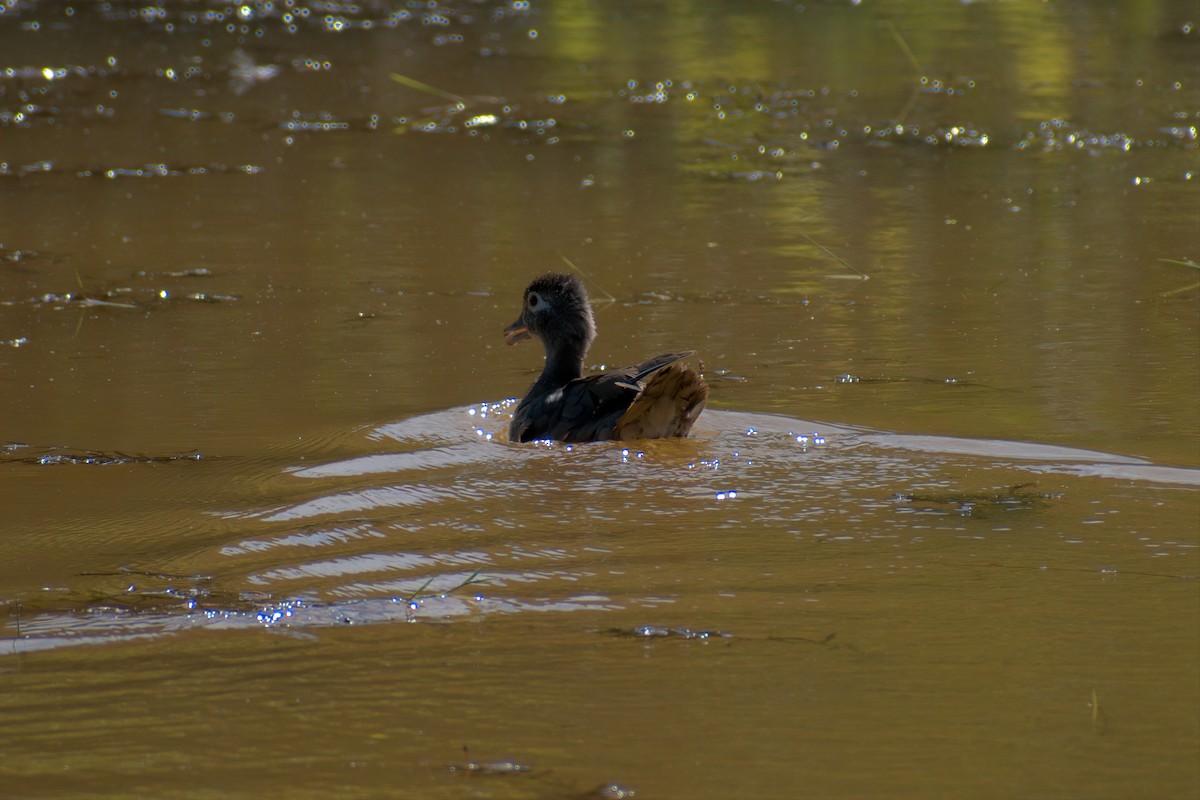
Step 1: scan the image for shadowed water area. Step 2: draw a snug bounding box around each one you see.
[2,1,1198,798]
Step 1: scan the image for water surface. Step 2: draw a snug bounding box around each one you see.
[2,2,1198,798]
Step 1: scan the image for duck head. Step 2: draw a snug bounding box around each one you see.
[503,272,596,358]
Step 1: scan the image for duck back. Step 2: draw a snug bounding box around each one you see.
[509,352,707,443]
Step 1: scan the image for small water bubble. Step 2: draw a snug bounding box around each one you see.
[728,490,738,499]
[468,408,477,416]
[744,427,758,436]
[716,492,727,500]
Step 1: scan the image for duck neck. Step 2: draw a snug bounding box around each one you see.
[534,336,587,390]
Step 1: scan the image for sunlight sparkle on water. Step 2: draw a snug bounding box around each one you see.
[255,604,299,626]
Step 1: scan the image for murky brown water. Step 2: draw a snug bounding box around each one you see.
[2,1,1198,798]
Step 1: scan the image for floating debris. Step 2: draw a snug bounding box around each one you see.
[26,281,238,310]
[586,784,638,799]
[0,245,39,263]
[1,446,205,466]
[281,113,352,133]
[446,758,532,775]
[228,48,281,95]
[159,108,236,125]
[865,122,990,147]
[1,161,263,179]
[893,483,1060,517]
[1015,118,1155,152]
[608,626,732,640]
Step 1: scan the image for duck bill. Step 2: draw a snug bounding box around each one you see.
[503,317,531,346]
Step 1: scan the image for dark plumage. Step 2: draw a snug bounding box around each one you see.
[503,272,708,443]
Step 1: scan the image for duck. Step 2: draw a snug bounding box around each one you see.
[503,272,708,443]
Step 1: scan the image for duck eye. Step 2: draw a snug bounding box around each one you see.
[528,293,540,309]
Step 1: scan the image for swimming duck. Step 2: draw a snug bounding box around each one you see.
[503,272,708,443]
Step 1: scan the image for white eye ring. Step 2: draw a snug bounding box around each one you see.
[528,292,542,309]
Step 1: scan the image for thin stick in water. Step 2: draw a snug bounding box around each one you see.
[390,73,464,103]
[884,21,924,78]
[560,255,617,303]
[795,229,870,280]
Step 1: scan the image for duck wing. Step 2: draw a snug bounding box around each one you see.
[612,359,708,441]
[509,352,706,443]
[625,351,697,384]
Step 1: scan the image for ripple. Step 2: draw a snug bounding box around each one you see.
[6,405,1196,654]
[253,482,489,522]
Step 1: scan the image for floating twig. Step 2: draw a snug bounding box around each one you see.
[1160,258,1200,270]
[1160,258,1200,295]
[795,227,869,280]
[403,568,487,605]
[390,73,464,103]
[884,21,924,78]
[560,255,617,304]
[884,22,926,125]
